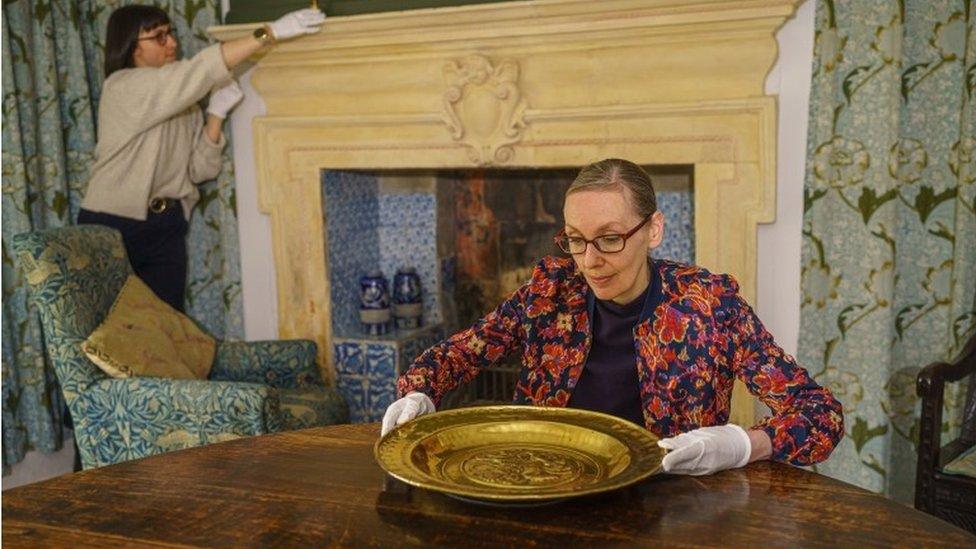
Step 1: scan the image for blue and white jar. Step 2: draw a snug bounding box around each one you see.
[393,267,422,330]
[359,271,391,336]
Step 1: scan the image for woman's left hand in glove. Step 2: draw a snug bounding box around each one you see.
[657,424,759,476]
[206,79,244,119]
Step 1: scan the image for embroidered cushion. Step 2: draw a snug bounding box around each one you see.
[81,275,215,380]
[944,445,976,479]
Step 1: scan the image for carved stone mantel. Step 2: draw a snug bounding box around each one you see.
[210,0,801,426]
[441,54,528,166]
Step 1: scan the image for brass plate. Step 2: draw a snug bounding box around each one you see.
[374,406,664,502]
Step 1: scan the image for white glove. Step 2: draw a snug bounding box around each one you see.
[657,424,752,476]
[269,8,326,41]
[206,79,244,119]
[381,392,435,436]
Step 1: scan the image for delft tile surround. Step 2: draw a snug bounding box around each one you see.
[325,170,446,423]
[324,172,444,337]
[323,170,380,337]
[655,189,696,264]
[333,325,444,423]
[378,192,442,326]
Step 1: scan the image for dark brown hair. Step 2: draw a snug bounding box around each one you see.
[103,5,171,78]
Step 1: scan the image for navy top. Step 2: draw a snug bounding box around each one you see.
[568,261,663,427]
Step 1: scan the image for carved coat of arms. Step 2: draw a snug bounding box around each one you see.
[442,54,528,166]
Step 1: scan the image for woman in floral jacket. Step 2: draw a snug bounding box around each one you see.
[383,158,843,475]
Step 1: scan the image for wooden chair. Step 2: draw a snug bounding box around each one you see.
[915,332,976,533]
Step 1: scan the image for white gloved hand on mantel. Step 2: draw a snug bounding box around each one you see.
[657,424,752,476]
[380,392,436,436]
[269,8,326,41]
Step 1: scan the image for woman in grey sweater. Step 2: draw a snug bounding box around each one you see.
[77,4,324,311]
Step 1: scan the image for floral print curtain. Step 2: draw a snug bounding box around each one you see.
[2,0,242,471]
[802,0,975,501]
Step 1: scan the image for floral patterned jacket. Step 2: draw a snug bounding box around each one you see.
[397,257,843,466]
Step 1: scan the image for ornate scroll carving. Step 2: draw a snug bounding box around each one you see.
[441,54,527,166]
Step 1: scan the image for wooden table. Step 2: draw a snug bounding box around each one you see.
[4,423,973,547]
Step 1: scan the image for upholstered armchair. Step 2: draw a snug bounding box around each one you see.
[915,332,976,533]
[12,225,348,469]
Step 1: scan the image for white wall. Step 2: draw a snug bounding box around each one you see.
[757,0,814,356]
[2,432,75,490]
[229,66,278,340]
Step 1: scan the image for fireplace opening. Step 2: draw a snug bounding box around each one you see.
[324,165,694,421]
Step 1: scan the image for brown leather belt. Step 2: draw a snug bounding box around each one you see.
[148,197,178,214]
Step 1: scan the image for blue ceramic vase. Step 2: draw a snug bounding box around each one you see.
[393,267,422,329]
[359,271,391,335]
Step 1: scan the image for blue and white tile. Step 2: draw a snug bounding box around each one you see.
[396,324,446,374]
[379,193,437,229]
[333,341,366,377]
[398,336,425,373]
[655,189,695,264]
[364,342,398,421]
[323,170,381,335]
[364,342,397,380]
[378,195,441,326]
[336,375,370,424]
[334,340,395,423]
[365,373,397,422]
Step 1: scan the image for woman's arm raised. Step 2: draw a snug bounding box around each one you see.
[219,8,326,70]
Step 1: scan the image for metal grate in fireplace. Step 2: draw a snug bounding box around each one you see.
[439,358,521,409]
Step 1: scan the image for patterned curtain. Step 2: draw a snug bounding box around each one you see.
[1,0,242,471]
[802,0,976,501]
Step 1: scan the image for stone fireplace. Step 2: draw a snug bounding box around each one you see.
[210,0,801,425]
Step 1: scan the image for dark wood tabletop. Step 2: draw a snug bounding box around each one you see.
[3,422,973,547]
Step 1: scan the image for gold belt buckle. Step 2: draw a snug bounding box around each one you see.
[149,197,168,214]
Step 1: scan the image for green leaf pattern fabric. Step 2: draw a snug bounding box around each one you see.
[78,377,280,466]
[12,226,346,469]
[802,0,976,501]
[211,340,324,389]
[3,0,244,470]
[277,388,349,432]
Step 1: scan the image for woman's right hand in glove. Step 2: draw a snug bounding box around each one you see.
[381,392,435,436]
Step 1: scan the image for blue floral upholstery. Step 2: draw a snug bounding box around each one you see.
[12,225,348,469]
[211,341,349,428]
[278,389,349,431]
[211,340,321,389]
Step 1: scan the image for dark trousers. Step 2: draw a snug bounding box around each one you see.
[77,205,188,312]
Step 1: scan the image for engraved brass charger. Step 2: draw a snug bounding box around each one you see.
[374,406,664,503]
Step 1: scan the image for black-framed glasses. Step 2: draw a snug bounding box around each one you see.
[138,28,175,46]
[553,213,653,255]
